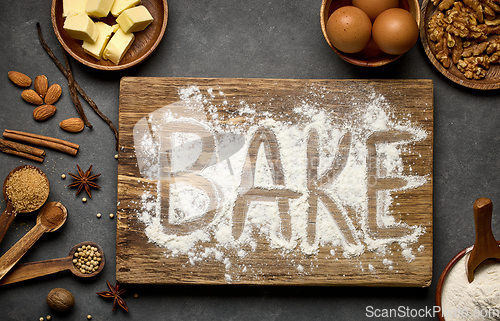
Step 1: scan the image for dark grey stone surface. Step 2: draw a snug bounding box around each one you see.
[0,0,499,320]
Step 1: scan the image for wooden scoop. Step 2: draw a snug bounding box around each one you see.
[0,165,49,243]
[466,197,500,283]
[0,201,67,280]
[0,241,105,286]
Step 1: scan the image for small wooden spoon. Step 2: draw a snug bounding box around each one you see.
[0,241,105,286]
[466,197,500,283]
[0,165,50,243]
[0,201,67,280]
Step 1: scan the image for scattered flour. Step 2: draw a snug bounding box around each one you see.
[131,84,430,282]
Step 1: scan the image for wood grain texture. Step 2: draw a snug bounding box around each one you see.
[420,0,500,90]
[51,0,168,70]
[117,77,433,286]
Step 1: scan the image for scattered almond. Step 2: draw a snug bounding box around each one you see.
[33,104,57,121]
[34,75,49,98]
[21,89,44,105]
[8,71,32,87]
[60,117,84,133]
[45,84,62,105]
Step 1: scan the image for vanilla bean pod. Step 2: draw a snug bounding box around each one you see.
[62,48,92,128]
[36,22,119,150]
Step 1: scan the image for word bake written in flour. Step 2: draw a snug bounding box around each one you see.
[135,115,421,247]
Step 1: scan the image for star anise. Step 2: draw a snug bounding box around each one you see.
[67,164,101,198]
[96,280,128,312]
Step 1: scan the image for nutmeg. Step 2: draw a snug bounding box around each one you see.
[46,287,75,311]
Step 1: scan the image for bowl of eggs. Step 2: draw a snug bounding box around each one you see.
[321,0,420,67]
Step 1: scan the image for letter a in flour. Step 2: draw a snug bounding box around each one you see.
[233,127,301,241]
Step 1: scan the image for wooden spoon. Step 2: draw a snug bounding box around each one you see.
[0,241,105,286]
[466,197,500,283]
[0,165,50,243]
[0,201,67,280]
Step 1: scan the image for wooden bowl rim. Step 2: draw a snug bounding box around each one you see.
[51,0,168,71]
[68,241,105,277]
[435,241,500,321]
[420,0,500,90]
[320,0,421,67]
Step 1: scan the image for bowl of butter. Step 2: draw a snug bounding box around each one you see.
[51,0,168,70]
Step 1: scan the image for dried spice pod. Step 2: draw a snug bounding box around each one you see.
[34,75,49,98]
[45,84,62,105]
[8,71,32,87]
[60,117,84,133]
[33,104,57,121]
[21,89,44,105]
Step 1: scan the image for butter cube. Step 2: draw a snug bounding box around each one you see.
[63,13,99,43]
[116,5,153,33]
[82,22,113,59]
[110,0,141,17]
[63,0,87,17]
[85,0,115,18]
[103,28,135,65]
[112,24,120,33]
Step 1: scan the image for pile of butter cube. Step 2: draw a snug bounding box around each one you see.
[62,0,154,65]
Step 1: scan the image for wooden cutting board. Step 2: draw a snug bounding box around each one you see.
[117,77,433,286]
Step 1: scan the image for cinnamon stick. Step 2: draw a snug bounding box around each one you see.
[0,139,45,163]
[36,22,119,150]
[3,130,79,156]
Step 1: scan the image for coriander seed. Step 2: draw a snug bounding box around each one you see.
[46,316,51,321]
[87,315,92,320]
[82,197,87,203]
[61,174,66,179]
[109,213,114,219]
[97,213,101,218]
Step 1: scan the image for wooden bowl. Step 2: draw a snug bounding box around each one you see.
[420,0,500,90]
[51,0,168,71]
[320,0,420,67]
[435,241,500,321]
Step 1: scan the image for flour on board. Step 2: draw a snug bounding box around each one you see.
[131,84,429,281]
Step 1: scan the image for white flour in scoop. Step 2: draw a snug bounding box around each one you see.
[130,84,430,280]
[441,252,500,320]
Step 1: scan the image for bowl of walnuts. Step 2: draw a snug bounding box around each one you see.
[421,0,500,89]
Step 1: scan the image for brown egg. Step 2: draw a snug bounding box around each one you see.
[352,0,399,21]
[326,6,372,54]
[372,8,419,55]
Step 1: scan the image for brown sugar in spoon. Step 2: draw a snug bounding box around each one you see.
[0,165,50,243]
[466,197,500,283]
[0,241,105,286]
[0,201,67,280]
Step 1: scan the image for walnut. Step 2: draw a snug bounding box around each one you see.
[457,56,488,79]
[464,0,484,22]
[451,35,464,62]
[462,41,489,56]
[440,0,456,11]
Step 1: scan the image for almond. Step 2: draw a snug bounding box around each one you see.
[34,75,49,98]
[45,84,62,105]
[60,117,84,133]
[21,89,44,105]
[33,104,57,121]
[8,71,32,87]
